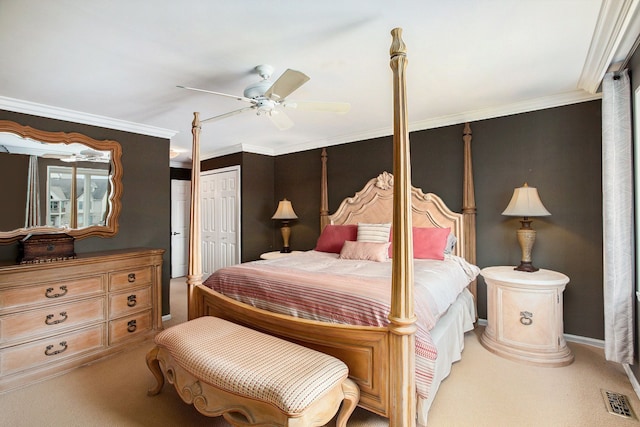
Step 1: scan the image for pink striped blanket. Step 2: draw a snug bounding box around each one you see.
[203,250,479,400]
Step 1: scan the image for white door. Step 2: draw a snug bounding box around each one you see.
[201,166,240,276]
[170,179,190,278]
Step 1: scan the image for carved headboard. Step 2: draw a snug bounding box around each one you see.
[328,171,465,259]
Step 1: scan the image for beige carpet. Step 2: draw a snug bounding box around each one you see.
[1,277,639,426]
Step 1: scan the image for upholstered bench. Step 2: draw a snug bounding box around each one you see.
[146,316,359,427]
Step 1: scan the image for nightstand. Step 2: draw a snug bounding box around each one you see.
[480,266,573,367]
[260,251,303,260]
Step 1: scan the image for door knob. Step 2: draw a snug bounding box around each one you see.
[171,232,180,235]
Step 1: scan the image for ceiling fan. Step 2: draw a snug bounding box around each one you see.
[178,64,350,130]
[42,149,110,163]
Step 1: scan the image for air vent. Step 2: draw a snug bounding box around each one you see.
[601,389,637,420]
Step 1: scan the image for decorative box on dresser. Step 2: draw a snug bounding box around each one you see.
[480,266,573,367]
[0,248,164,392]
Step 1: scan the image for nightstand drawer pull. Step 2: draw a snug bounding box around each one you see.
[520,311,533,325]
[45,341,68,356]
[128,273,136,283]
[45,285,68,298]
[45,311,68,325]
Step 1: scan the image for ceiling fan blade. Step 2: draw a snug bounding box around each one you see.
[201,107,255,123]
[282,101,351,113]
[177,85,255,104]
[268,110,294,130]
[264,69,310,101]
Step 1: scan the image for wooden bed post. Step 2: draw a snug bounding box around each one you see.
[187,112,203,320]
[462,122,477,303]
[320,147,329,231]
[389,27,416,427]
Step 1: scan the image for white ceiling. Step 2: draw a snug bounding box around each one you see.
[1,1,639,167]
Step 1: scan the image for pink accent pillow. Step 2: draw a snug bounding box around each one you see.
[339,241,390,262]
[388,227,451,260]
[314,224,358,253]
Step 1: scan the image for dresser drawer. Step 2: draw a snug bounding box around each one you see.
[0,297,105,345]
[0,275,104,312]
[109,310,152,345]
[0,324,106,376]
[109,287,151,319]
[109,267,152,291]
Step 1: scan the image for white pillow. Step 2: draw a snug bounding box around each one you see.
[357,223,391,243]
[444,232,458,254]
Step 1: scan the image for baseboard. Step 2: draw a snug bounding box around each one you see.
[563,333,604,348]
[623,364,640,401]
[477,318,639,400]
[162,314,172,322]
[476,318,605,348]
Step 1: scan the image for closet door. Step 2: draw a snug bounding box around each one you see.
[200,166,240,276]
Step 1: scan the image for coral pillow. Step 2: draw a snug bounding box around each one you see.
[314,224,358,253]
[413,227,450,260]
[388,227,451,260]
[339,241,390,262]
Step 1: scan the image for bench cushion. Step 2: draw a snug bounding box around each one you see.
[154,316,349,416]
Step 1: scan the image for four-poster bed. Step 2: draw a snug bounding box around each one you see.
[185,28,477,426]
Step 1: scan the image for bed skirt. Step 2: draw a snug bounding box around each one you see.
[418,288,475,426]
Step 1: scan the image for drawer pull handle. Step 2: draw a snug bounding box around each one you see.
[45,341,68,356]
[45,311,68,325]
[520,311,533,326]
[45,285,68,298]
[127,320,137,333]
[128,273,136,283]
[127,294,137,307]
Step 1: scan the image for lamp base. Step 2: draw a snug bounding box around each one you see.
[280,247,292,254]
[514,261,539,272]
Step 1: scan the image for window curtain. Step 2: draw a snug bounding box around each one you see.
[602,69,634,364]
[24,155,41,227]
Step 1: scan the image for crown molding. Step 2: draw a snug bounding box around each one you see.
[410,90,602,131]
[185,88,603,164]
[0,96,177,139]
[267,89,603,156]
[579,0,640,93]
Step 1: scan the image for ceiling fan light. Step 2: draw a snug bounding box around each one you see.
[255,98,276,115]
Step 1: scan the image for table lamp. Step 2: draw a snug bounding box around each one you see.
[272,198,298,253]
[502,183,550,272]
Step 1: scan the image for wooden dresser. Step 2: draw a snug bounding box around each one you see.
[0,248,164,392]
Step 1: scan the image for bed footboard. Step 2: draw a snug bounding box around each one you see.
[194,284,390,417]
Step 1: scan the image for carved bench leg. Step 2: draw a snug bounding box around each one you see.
[335,378,360,427]
[146,346,165,396]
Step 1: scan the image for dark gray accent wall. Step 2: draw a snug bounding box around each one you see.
[0,110,172,315]
[201,152,274,262]
[0,152,28,230]
[273,101,603,340]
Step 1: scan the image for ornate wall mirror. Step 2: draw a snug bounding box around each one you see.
[0,120,122,243]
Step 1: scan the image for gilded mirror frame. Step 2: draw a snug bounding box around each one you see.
[0,120,122,243]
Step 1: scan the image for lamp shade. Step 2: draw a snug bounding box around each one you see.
[502,183,551,217]
[272,199,298,220]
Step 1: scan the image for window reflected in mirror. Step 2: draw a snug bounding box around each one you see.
[0,120,122,243]
[47,166,110,228]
